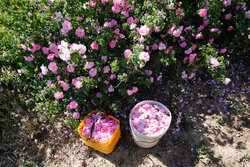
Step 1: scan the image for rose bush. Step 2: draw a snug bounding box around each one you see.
[0,0,249,126]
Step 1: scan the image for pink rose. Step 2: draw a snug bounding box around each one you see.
[91,42,99,50]
[124,49,132,58]
[69,101,78,109]
[110,74,116,80]
[184,48,192,55]
[38,73,43,78]
[48,62,58,74]
[158,42,166,50]
[181,73,187,79]
[62,20,72,32]
[189,53,197,63]
[90,0,96,7]
[127,17,134,24]
[196,33,203,39]
[42,47,49,55]
[101,56,107,61]
[134,17,139,23]
[114,28,120,34]
[40,65,48,75]
[225,13,232,20]
[47,54,54,60]
[173,26,183,37]
[132,86,138,93]
[139,25,151,36]
[108,87,114,92]
[112,5,120,13]
[84,62,94,69]
[104,66,110,73]
[75,28,85,38]
[179,42,187,48]
[75,81,82,89]
[176,8,182,15]
[210,28,219,33]
[54,92,64,99]
[199,9,207,17]
[139,52,150,62]
[73,112,80,119]
[89,68,97,77]
[109,41,116,48]
[210,58,220,67]
[220,48,227,54]
[49,44,58,53]
[152,43,158,50]
[127,90,133,96]
[209,38,214,44]
[20,44,27,50]
[227,26,234,31]
[168,25,176,34]
[188,73,195,79]
[62,83,69,91]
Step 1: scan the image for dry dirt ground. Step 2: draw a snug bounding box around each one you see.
[0,64,249,167]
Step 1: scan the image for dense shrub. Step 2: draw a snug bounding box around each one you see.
[0,0,249,125]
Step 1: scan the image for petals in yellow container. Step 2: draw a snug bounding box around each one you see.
[77,111,121,154]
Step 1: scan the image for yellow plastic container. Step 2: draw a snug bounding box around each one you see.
[78,111,121,154]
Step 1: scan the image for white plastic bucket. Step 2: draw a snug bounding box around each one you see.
[129,100,172,148]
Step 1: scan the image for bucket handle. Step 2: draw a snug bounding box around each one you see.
[87,111,101,141]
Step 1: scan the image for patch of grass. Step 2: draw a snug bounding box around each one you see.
[243,154,250,160]
[235,105,248,112]
[194,144,215,164]
[216,118,224,126]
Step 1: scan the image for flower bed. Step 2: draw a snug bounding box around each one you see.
[131,102,171,135]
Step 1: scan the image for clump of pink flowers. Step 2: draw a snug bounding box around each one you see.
[81,113,118,143]
[131,102,171,135]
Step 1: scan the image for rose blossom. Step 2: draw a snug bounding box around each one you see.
[108,86,114,92]
[158,42,166,50]
[49,44,58,53]
[124,49,132,58]
[127,17,134,24]
[139,52,150,62]
[112,5,120,13]
[227,26,234,31]
[89,68,97,77]
[139,25,151,36]
[110,74,116,80]
[69,101,78,109]
[73,112,80,119]
[40,65,48,75]
[109,41,116,48]
[62,20,72,32]
[75,28,85,38]
[42,47,49,55]
[48,62,58,74]
[173,26,183,37]
[210,58,220,67]
[179,42,187,48]
[85,62,94,69]
[104,66,110,73]
[210,28,219,33]
[199,9,207,17]
[91,42,99,50]
[189,53,197,63]
[225,13,232,20]
[54,92,64,99]
[152,43,158,50]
